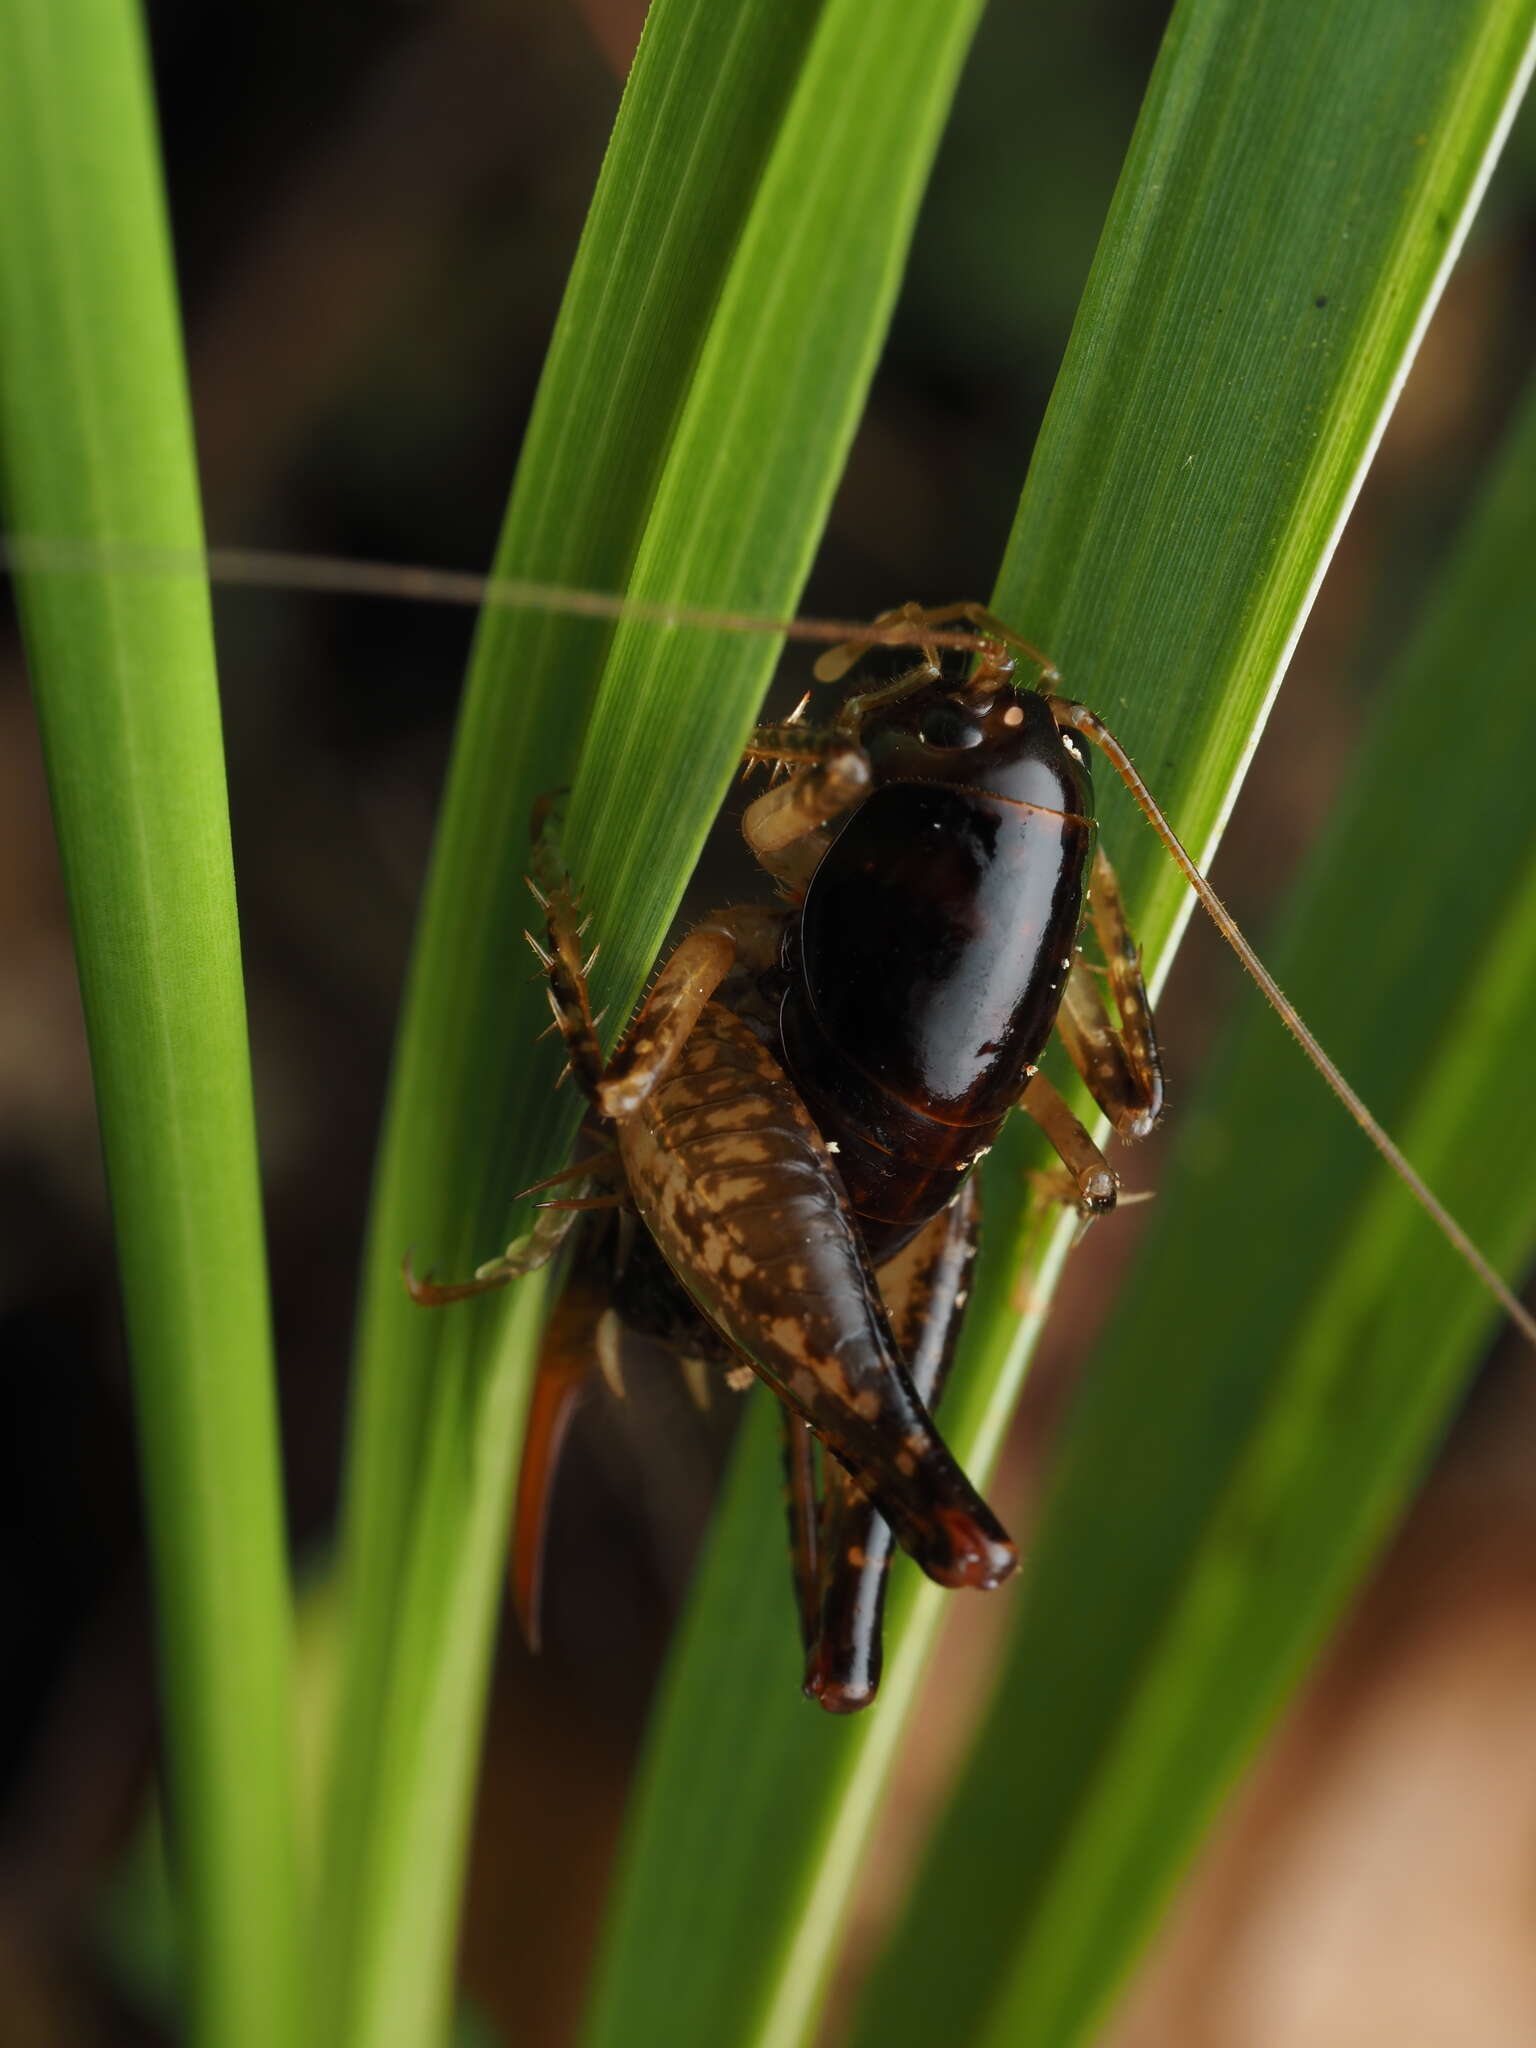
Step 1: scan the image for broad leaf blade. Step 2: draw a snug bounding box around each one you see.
[0,4,300,2041]
[322,1,986,2041]
[585,7,1536,2047]
[861,356,1536,2048]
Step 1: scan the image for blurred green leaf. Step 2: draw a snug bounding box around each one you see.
[0,4,300,2042]
[862,356,1536,2048]
[585,5,1536,2046]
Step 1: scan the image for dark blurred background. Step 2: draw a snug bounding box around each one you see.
[2,2,1534,2041]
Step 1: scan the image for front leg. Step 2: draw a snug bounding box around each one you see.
[739,730,871,894]
[810,599,1056,691]
[741,600,1059,896]
[740,601,965,897]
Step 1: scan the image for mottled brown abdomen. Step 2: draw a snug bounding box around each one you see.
[618,1004,1013,1591]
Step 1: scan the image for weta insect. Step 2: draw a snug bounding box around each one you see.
[404,596,1536,1710]
[9,535,1531,1705]
[410,603,1143,1701]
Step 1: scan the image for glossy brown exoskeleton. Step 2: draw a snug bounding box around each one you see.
[763,607,1164,1266]
[410,602,1172,1708]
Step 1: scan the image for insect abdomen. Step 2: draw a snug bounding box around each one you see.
[619,1004,1014,1590]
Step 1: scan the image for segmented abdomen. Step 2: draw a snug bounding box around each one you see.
[622,1003,897,1419]
[618,1002,1012,1590]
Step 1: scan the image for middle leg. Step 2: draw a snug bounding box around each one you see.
[1018,1070,1120,1220]
[1054,844,1166,1141]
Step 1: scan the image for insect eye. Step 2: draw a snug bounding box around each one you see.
[919,702,984,750]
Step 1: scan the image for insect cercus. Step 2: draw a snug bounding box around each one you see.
[407,599,1536,1712]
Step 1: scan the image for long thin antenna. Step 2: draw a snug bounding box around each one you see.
[7,528,1526,1339]
[0,533,993,658]
[1052,695,1536,1351]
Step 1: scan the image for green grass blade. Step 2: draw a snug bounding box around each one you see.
[0,5,301,2044]
[583,7,1535,2046]
[320,1,985,2041]
[860,356,1536,2048]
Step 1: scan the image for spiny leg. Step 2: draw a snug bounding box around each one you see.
[833,665,942,743]
[812,599,941,688]
[526,794,750,1118]
[813,599,1057,691]
[741,599,1051,894]
[593,920,737,1116]
[596,895,789,1115]
[414,824,769,1304]
[740,732,871,893]
[404,1198,588,1306]
[516,1144,621,1201]
[411,806,750,1301]
[533,805,781,1127]
[740,661,951,899]
[1054,845,1165,1141]
[907,602,1058,683]
[742,602,951,892]
[410,949,760,1302]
